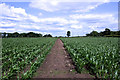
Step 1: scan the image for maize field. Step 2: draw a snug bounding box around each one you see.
[1,38,56,79]
[61,37,120,79]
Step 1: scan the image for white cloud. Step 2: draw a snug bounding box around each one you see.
[69,20,79,24]
[69,14,117,24]
[29,0,111,12]
[29,0,60,12]
[71,25,82,29]
[0,3,30,23]
[74,3,102,12]
[69,13,117,32]
[0,22,16,27]
[0,28,16,33]
[0,3,27,17]
[70,14,112,19]
[0,3,43,23]
[39,17,68,23]
[42,27,65,31]
[19,24,40,29]
[0,3,77,26]
[27,15,40,22]
[0,3,68,33]
[38,13,42,16]
[10,7,27,16]
[0,3,38,23]
[27,16,79,25]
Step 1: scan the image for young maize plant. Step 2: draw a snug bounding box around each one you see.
[1,38,56,79]
[61,37,120,79]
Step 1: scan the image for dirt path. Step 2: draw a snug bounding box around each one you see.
[33,39,94,78]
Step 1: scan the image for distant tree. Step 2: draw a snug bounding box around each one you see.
[2,32,7,38]
[7,33,12,37]
[43,35,46,37]
[99,32,104,36]
[13,32,19,37]
[118,30,120,35]
[58,36,63,38]
[90,31,99,37]
[27,32,35,37]
[86,33,90,36]
[67,31,71,37]
[38,33,42,37]
[104,28,111,35]
[1,32,43,38]
[110,31,118,36]
[19,33,27,37]
[48,34,52,37]
[26,32,42,37]
[43,34,52,37]
[86,28,120,37]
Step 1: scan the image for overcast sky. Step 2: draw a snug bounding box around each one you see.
[0,0,119,36]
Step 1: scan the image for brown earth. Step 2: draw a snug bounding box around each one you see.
[33,39,94,78]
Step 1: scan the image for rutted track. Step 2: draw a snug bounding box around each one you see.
[33,39,94,78]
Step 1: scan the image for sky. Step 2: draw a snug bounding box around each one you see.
[0,0,119,37]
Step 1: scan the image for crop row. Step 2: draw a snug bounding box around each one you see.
[61,37,120,79]
[1,38,56,79]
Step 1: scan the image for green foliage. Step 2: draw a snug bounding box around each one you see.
[43,34,52,37]
[86,28,120,37]
[89,31,99,37]
[61,37,120,79]
[67,31,71,37]
[104,28,111,35]
[1,38,56,79]
[1,32,43,38]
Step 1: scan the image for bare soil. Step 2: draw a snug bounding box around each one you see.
[33,39,94,78]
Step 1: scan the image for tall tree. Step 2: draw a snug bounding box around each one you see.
[104,28,111,35]
[90,31,99,37]
[27,32,36,37]
[67,31,71,37]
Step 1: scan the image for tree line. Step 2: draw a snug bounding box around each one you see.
[86,28,120,37]
[1,28,119,38]
[1,32,52,38]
